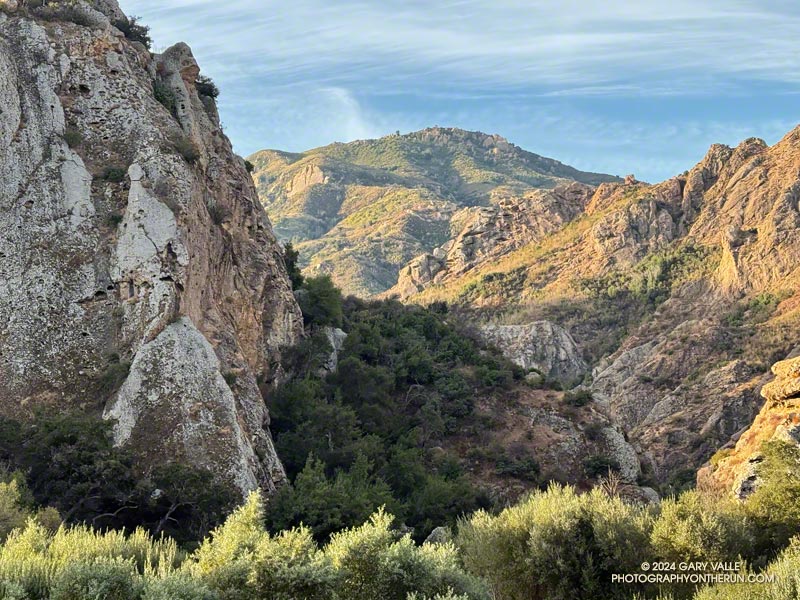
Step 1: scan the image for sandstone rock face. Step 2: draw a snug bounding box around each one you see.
[0,2,302,494]
[392,183,595,298]
[761,356,800,404]
[480,322,588,384]
[318,327,347,375]
[701,353,800,499]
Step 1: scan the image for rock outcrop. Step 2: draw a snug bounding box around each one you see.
[700,353,800,498]
[0,1,302,494]
[393,183,594,298]
[480,321,588,384]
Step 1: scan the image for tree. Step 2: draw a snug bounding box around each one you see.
[283,243,304,290]
[15,413,139,524]
[297,276,343,328]
[265,455,397,542]
[457,484,652,600]
[146,463,237,542]
[195,75,220,99]
[651,490,751,565]
[113,16,152,49]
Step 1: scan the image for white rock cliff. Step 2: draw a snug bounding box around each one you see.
[0,1,302,495]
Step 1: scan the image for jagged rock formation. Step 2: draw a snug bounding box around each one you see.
[386,126,800,483]
[479,322,588,384]
[393,183,594,298]
[318,326,347,375]
[249,129,619,296]
[0,1,302,494]
[699,352,800,498]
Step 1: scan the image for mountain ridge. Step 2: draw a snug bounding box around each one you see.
[250,127,621,296]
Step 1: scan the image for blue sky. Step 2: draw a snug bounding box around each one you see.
[118,0,799,182]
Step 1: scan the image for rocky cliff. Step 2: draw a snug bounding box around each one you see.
[0,0,303,494]
[479,322,588,385]
[699,351,800,498]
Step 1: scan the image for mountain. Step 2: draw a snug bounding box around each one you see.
[0,0,301,494]
[249,128,621,296]
[388,127,800,486]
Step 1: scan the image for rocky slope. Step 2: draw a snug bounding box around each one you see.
[479,322,588,385]
[0,0,302,494]
[386,127,800,485]
[249,129,620,296]
[699,351,800,498]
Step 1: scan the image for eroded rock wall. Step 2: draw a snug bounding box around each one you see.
[0,1,302,494]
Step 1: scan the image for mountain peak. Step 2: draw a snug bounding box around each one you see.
[251,129,619,297]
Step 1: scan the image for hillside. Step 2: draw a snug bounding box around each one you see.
[388,127,800,486]
[249,128,620,296]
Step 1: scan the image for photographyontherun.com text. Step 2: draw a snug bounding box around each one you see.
[612,562,777,585]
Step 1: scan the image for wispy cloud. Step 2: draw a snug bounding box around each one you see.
[122,0,800,93]
[118,0,800,181]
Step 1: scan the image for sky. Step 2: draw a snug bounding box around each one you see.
[118,0,799,182]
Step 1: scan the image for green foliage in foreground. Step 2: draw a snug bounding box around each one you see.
[459,484,652,600]
[457,468,800,600]
[3,463,800,599]
[0,493,487,600]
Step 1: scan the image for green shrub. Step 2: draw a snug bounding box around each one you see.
[325,510,488,600]
[457,484,652,600]
[173,136,200,164]
[114,16,152,49]
[13,413,139,526]
[106,212,125,228]
[250,527,338,600]
[244,160,255,174]
[0,580,28,600]
[33,2,94,26]
[584,422,604,441]
[709,447,733,467]
[408,592,471,600]
[207,203,229,225]
[102,166,127,183]
[495,456,539,482]
[98,359,131,395]
[142,574,217,600]
[63,127,82,148]
[651,491,752,564]
[744,440,800,557]
[564,388,593,407]
[0,479,31,542]
[583,455,620,478]
[282,243,304,290]
[265,455,396,542]
[694,535,800,600]
[50,559,143,600]
[297,276,343,328]
[153,80,176,114]
[194,76,219,99]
